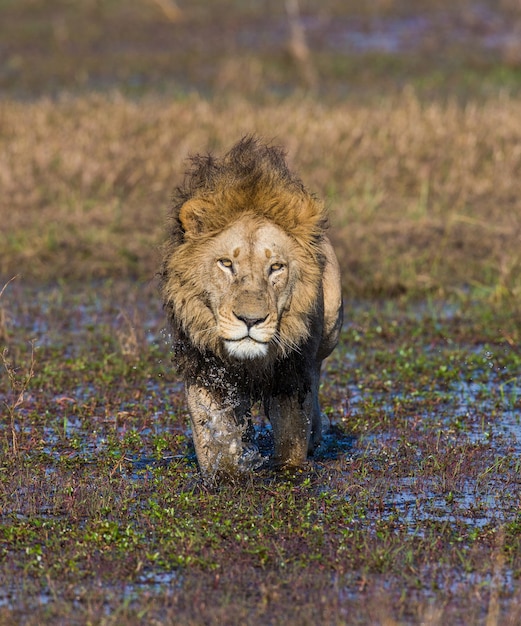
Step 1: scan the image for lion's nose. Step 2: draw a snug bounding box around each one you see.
[234,313,268,329]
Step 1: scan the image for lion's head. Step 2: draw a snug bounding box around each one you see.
[161,136,328,369]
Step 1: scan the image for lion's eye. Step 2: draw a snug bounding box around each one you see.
[218,258,233,269]
[270,262,285,273]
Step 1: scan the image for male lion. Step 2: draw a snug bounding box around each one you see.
[160,137,342,479]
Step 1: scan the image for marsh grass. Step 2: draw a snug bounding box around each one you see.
[0,282,520,625]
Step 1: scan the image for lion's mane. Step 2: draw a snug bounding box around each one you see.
[160,136,329,400]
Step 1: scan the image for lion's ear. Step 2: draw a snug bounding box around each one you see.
[178,199,209,236]
[297,196,324,227]
[278,194,325,234]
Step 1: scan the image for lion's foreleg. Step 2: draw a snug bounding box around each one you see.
[267,393,312,468]
[268,365,325,467]
[185,384,262,478]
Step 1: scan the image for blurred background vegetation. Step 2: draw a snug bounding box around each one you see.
[3,0,521,99]
[1,0,521,299]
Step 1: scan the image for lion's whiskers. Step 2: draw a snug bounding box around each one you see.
[272,332,302,355]
[197,326,219,338]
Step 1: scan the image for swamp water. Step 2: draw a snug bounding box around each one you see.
[1,284,520,622]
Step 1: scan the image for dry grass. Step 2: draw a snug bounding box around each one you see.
[1,91,521,299]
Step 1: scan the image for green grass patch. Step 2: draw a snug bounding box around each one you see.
[1,282,521,623]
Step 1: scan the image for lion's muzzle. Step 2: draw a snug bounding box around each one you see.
[222,309,274,360]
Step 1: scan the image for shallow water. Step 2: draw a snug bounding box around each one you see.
[311,6,519,55]
[1,284,520,622]
[245,5,521,57]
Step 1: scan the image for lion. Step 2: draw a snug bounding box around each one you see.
[160,137,342,479]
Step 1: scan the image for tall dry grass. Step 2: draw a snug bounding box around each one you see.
[1,91,520,298]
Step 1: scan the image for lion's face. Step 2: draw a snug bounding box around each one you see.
[164,213,323,362]
[207,217,294,360]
